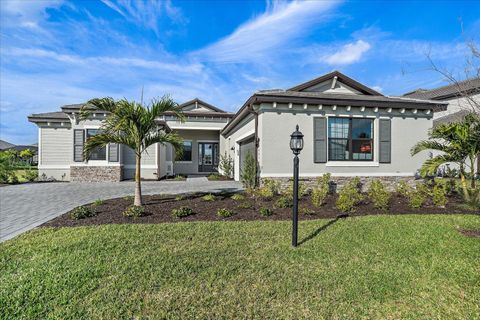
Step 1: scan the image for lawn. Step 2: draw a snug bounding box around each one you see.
[1,215,479,319]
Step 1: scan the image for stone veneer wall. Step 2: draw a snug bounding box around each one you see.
[70,166,123,182]
[261,176,418,193]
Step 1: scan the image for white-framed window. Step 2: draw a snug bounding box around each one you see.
[176,140,192,162]
[328,117,374,161]
[86,129,107,161]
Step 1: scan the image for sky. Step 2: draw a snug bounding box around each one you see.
[1,0,479,145]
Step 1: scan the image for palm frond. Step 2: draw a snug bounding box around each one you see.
[83,133,136,159]
[411,140,449,156]
[80,97,118,120]
[418,154,464,177]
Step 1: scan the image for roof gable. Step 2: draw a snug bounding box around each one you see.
[288,70,383,96]
[403,77,480,100]
[178,98,226,113]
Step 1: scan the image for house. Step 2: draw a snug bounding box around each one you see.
[28,71,448,185]
[0,140,38,165]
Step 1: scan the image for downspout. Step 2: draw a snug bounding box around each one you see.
[248,103,259,187]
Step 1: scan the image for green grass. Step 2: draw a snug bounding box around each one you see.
[1,215,479,319]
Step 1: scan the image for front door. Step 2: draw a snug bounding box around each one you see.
[198,142,219,172]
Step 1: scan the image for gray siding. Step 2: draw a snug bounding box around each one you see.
[40,126,72,165]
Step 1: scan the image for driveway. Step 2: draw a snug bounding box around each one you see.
[0,179,242,242]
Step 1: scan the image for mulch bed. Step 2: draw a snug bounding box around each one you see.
[42,191,478,228]
[458,229,480,238]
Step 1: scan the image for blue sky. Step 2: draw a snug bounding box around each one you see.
[1,0,479,144]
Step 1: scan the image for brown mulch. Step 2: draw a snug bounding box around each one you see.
[458,229,480,237]
[42,192,479,228]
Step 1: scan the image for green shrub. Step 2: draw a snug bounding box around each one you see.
[93,199,104,206]
[217,208,234,218]
[171,206,194,218]
[301,208,315,215]
[367,180,391,210]
[201,194,216,202]
[240,151,257,189]
[285,181,308,199]
[9,174,19,184]
[123,205,145,217]
[407,190,425,208]
[123,195,134,202]
[275,196,292,208]
[0,169,9,184]
[70,206,96,220]
[335,177,363,213]
[219,152,234,178]
[22,169,38,182]
[259,207,273,217]
[311,173,331,207]
[395,180,410,197]
[175,195,185,201]
[258,179,280,200]
[435,178,458,195]
[231,194,245,201]
[460,186,480,210]
[237,202,253,209]
[432,184,448,207]
[174,175,186,181]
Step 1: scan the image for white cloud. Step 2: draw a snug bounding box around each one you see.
[194,0,340,63]
[325,40,371,65]
[0,0,64,28]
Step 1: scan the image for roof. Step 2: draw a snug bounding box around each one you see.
[163,110,234,118]
[403,77,480,100]
[433,110,472,127]
[4,145,38,153]
[28,111,69,123]
[178,98,227,113]
[0,140,15,150]
[288,70,383,96]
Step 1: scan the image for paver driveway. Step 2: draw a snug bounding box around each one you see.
[0,179,242,242]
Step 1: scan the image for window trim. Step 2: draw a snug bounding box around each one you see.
[327,117,374,162]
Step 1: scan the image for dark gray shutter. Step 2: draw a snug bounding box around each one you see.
[379,119,391,163]
[108,143,119,162]
[313,117,327,163]
[73,129,85,162]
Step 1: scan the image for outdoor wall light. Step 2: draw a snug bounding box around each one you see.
[290,125,303,247]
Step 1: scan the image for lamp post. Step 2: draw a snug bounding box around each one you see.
[290,125,304,247]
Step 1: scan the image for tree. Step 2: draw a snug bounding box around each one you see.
[19,149,34,165]
[240,151,256,189]
[219,152,233,178]
[411,113,480,190]
[80,96,185,207]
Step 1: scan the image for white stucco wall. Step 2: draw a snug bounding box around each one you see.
[434,93,480,119]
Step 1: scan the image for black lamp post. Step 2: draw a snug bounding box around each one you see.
[290,125,304,247]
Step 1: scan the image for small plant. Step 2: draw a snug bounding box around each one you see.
[219,152,234,178]
[9,174,19,184]
[367,180,391,210]
[258,179,280,200]
[335,177,363,213]
[407,190,425,208]
[301,208,315,215]
[237,202,253,209]
[123,205,145,217]
[285,181,308,199]
[207,174,221,181]
[171,206,194,218]
[259,207,273,217]
[70,206,96,220]
[217,208,235,218]
[311,173,331,207]
[240,151,257,189]
[22,169,38,182]
[175,195,185,201]
[231,193,245,201]
[461,186,480,210]
[395,180,411,197]
[174,175,186,181]
[123,195,134,202]
[93,199,104,206]
[432,184,448,207]
[275,196,292,208]
[201,194,216,202]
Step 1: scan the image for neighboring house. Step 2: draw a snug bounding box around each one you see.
[28,99,233,181]
[0,139,38,165]
[28,71,447,185]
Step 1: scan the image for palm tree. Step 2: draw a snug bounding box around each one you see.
[411,113,480,189]
[80,96,184,206]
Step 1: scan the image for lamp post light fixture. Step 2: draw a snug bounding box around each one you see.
[290,125,304,247]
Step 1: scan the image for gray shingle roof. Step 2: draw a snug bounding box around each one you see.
[433,110,472,127]
[0,140,15,150]
[403,77,480,100]
[28,111,69,123]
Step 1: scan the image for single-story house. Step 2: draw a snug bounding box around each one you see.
[28,71,449,185]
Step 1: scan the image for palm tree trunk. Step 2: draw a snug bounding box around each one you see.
[134,153,142,206]
[470,156,476,188]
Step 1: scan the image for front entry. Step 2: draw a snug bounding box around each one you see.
[198,142,219,172]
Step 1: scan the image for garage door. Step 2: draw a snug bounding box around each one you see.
[239,136,255,174]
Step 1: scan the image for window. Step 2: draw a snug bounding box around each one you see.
[86,129,106,160]
[328,117,373,161]
[176,141,192,161]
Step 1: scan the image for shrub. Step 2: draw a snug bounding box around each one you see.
[285,181,308,199]
[237,202,253,209]
[240,151,257,189]
[311,173,331,207]
[275,196,292,208]
[22,169,38,182]
[123,205,145,217]
[259,207,273,217]
[9,174,19,184]
[258,179,280,200]
[217,208,235,218]
[231,194,245,201]
[174,175,186,181]
[93,199,104,206]
[301,208,315,215]
[460,186,480,210]
[335,177,363,213]
[123,195,134,202]
[219,152,234,178]
[395,181,410,197]
[432,184,448,207]
[70,206,96,220]
[407,190,425,208]
[0,169,9,184]
[201,194,216,202]
[171,206,194,218]
[175,195,185,201]
[367,180,391,210]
